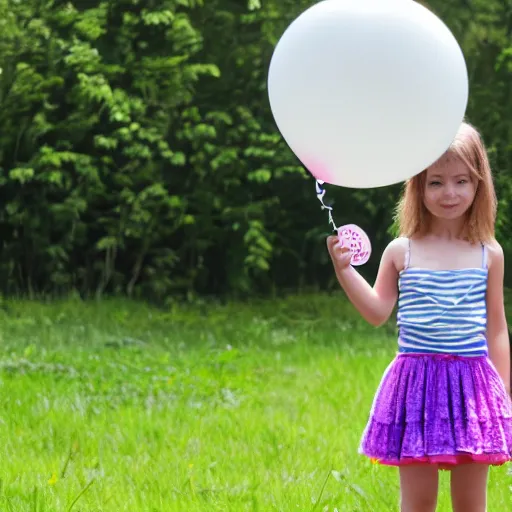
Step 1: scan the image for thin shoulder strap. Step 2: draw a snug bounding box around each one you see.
[404,238,411,269]
[481,243,488,269]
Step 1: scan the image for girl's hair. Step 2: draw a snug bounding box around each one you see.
[395,121,497,243]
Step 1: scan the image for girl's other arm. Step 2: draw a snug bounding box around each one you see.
[326,237,405,326]
[486,241,510,395]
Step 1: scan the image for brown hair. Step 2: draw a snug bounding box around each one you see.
[395,121,497,243]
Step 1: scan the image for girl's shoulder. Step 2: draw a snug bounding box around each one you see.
[485,238,504,270]
[382,237,409,273]
[386,236,410,253]
[485,237,502,252]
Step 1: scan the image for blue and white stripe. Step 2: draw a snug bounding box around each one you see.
[397,267,488,356]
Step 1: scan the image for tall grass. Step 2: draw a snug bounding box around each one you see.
[0,293,509,511]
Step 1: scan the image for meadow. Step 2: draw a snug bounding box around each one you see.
[0,293,510,511]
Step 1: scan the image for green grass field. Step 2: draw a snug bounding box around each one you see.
[0,293,509,511]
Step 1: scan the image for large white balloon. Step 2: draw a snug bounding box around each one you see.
[268,0,468,189]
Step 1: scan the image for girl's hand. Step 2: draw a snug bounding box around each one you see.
[326,235,352,270]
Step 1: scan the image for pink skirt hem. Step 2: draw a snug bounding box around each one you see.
[368,453,510,471]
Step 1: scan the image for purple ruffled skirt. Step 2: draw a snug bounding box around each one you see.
[359,353,512,470]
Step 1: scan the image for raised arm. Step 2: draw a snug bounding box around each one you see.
[486,240,510,395]
[326,237,406,326]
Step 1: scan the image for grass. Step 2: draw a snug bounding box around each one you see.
[0,293,509,511]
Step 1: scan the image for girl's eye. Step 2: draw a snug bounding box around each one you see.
[428,181,441,186]
[458,179,467,184]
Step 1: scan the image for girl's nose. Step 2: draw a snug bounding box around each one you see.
[443,184,456,197]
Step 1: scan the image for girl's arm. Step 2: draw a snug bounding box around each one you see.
[486,241,510,395]
[327,237,405,326]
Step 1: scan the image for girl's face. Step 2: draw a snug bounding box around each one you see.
[423,157,477,221]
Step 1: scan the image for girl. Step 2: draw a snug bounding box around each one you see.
[327,122,512,512]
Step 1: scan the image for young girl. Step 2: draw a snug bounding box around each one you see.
[327,121,512,512]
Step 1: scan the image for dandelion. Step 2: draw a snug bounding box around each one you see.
[48,473,58,486]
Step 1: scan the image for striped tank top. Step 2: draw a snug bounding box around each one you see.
[397,242,488,356]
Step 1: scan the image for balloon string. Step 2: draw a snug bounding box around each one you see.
[315,179,337,232]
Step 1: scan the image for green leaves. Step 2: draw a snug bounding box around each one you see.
[0,0,511,298]
[244,220,272,272]
[74,4,108,40]
[141,9,175,26]
[9,167,35,184]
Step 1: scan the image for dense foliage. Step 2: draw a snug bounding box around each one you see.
[0,0,510,300]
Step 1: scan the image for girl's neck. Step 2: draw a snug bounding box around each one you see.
[426,216,468,241]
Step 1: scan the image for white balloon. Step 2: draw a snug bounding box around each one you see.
[267,0,469,189]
